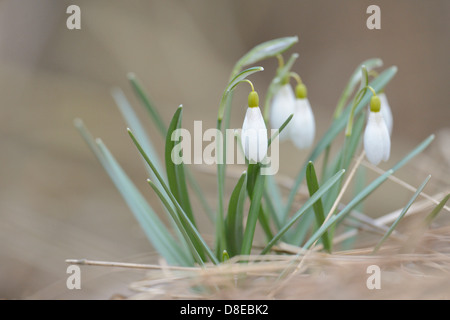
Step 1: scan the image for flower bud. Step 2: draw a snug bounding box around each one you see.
[270,84,295,141]
[363,110,391,165]
[241,91,268,163]
[290,97,315,149]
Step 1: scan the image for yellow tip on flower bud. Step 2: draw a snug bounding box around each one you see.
[370,95,381,113]
[295,83,307,99]
[248,90,259,108]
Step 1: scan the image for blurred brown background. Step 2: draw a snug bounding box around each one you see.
[0,0,449,299]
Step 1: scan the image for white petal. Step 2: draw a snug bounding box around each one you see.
[379,93,393,136]
[289,98,315,149]
[270,84,295,141]
[364,111,391,165]
[241,107,268,163]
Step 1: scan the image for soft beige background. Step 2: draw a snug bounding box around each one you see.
[0,0,449,299]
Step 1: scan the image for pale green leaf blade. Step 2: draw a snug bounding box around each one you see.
[261,169,346,254]
[373,175,431,253]
[234,36,298,72]
[127,73,167,136]
[225,171,248,257]
[306,161,332,253]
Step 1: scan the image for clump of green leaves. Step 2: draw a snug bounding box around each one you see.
[76,36,440,267]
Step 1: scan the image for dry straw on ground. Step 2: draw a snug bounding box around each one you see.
[66,136,450,300]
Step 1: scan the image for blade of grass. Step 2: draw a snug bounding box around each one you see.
[261,169,345,254]
[372,175,431,253]
[306,162,332,253]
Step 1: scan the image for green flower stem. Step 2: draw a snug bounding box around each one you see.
[263,53,299,123]
[333,59,383,120]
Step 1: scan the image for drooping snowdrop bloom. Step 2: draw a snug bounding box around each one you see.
[378,92,393,136]
[270,83,295,141]
[366,92,393,136]
[364,95,391,165]
[289,83,315,149]
[241,90,268,163]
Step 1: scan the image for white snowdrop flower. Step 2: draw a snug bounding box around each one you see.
[289,83,315,149]
[378,92,393,136]
[366,92,393,136]
[241,90,268,163]
[364,95,391,165]
[270,83,295,141]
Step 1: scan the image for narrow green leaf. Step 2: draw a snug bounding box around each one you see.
[225,171,248,257]
[306,162,332,253]
[241,168,266,256]
[111,87,167,183]
[128,128,219,265]
[234,36,298,74]
[268,114,293,146]
[373,175,431,253]
[322,113,365,218]
[424,193,450,227]
[261,169,346,255]
[165,105,195,225]
[127,73,167,136]
[304,169,393,250]
[74,119,192,266]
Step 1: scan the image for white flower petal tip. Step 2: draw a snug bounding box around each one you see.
[364,111,391,165]
[241,106,268,163]
[270,84,295,141]
[289,98,315,149]
[378,93,393,136]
